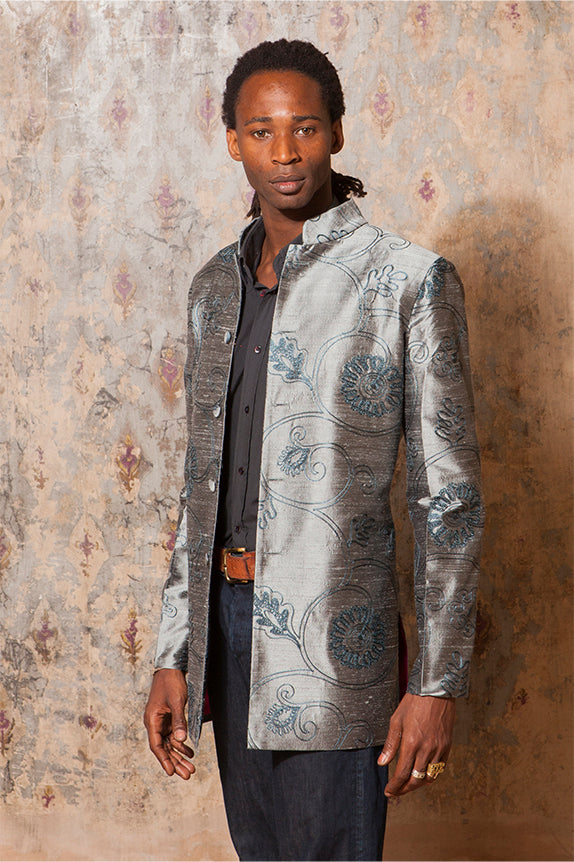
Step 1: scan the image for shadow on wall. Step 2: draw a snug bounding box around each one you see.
[392,190,573,848]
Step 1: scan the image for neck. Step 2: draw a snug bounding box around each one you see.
[259,188,333,260]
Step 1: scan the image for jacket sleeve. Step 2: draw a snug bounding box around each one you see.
[403,258,484,698]
[153,485,190,670]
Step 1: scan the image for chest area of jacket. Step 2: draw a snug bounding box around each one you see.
[190,248,412,403]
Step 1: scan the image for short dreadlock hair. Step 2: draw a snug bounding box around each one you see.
[222,38,366,218]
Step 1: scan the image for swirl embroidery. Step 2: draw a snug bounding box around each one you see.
[431,334,463,382]
[340,354,402,417]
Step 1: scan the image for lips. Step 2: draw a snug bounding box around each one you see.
[269,174,306,194]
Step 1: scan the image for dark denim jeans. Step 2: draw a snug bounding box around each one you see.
[207,575,388,861]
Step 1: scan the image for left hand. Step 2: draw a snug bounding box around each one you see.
[378,692,456,797]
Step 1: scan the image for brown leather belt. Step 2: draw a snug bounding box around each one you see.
[215,547,255,584]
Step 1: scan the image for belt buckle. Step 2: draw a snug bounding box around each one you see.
[222,547,249,584]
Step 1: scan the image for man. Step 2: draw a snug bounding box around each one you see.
[144,39,483,861]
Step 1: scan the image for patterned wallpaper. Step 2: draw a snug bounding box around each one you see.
[0,1,572,859]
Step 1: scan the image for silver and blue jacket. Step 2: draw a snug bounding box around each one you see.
[155,199,484,750]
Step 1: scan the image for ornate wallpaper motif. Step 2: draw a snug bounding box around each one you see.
[0,1,572,859]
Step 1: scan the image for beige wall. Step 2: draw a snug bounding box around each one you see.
[0,2,572,859]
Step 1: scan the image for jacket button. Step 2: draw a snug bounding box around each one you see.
[213,405,221,417]
[224,331,232,344]
[208,479,216,492]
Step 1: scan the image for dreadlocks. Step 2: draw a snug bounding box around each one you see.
[222,39,367,218]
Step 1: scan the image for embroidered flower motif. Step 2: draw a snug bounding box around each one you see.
[253,590,298,643]
[278,442,310,477]
[341,355,402,417]
[268,336,310,385]
[265,703,299,736]
[428,482,482,549]
[329,606,385,669]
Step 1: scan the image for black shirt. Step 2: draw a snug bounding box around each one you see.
[215,219,302,551]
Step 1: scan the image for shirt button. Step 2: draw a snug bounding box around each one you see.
[224,331,232,344]
[208,479,216,492]
[244,405,250,413]
[234,525,241,534]
[238,467,244,475]
[260,290,266,297]
[213,405,221,418]
[254,345,261,354]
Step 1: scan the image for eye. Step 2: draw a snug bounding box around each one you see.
[296,126,315,137]
[252,129,270,139]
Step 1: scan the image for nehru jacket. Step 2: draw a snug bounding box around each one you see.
[154,199,484,750]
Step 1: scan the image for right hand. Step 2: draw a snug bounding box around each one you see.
[144,668,195,779]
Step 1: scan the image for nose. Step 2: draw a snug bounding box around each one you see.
[271,132,300,164]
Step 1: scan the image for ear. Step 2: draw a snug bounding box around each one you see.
[331,119,344,155]
[226,128,243,162]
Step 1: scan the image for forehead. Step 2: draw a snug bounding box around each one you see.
[235,70,329,120]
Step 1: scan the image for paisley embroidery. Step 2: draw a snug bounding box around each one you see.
[265,703,300,736]
[329,606,385,669]
[340,355,402,417]
[428,482,482,549]
[253,589,298,644]
[278,442,311,477]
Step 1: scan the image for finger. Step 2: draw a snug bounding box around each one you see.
[169,748,195,779]
[424,755,448,785]
[149,731,176,776]
[378,723,402,766]
[169,703,188,743]
[384,741,433,797]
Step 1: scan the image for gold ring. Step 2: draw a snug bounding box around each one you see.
[411,768,426,780]
[426,761,446,779]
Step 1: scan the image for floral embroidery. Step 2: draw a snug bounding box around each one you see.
[265,703,300,736]
[268,336,310,386]
[340,355,402,417]
[278,442,310,477]
[440,651,470,696]
[435,397,466,446]
[431,334,463,382]
[365,264,408,297]
[329,606,385,669]
[418,258,454,299]
[428,482,482,549]
[253,589,298,643]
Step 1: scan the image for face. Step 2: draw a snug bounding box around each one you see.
[226,70,344,222]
